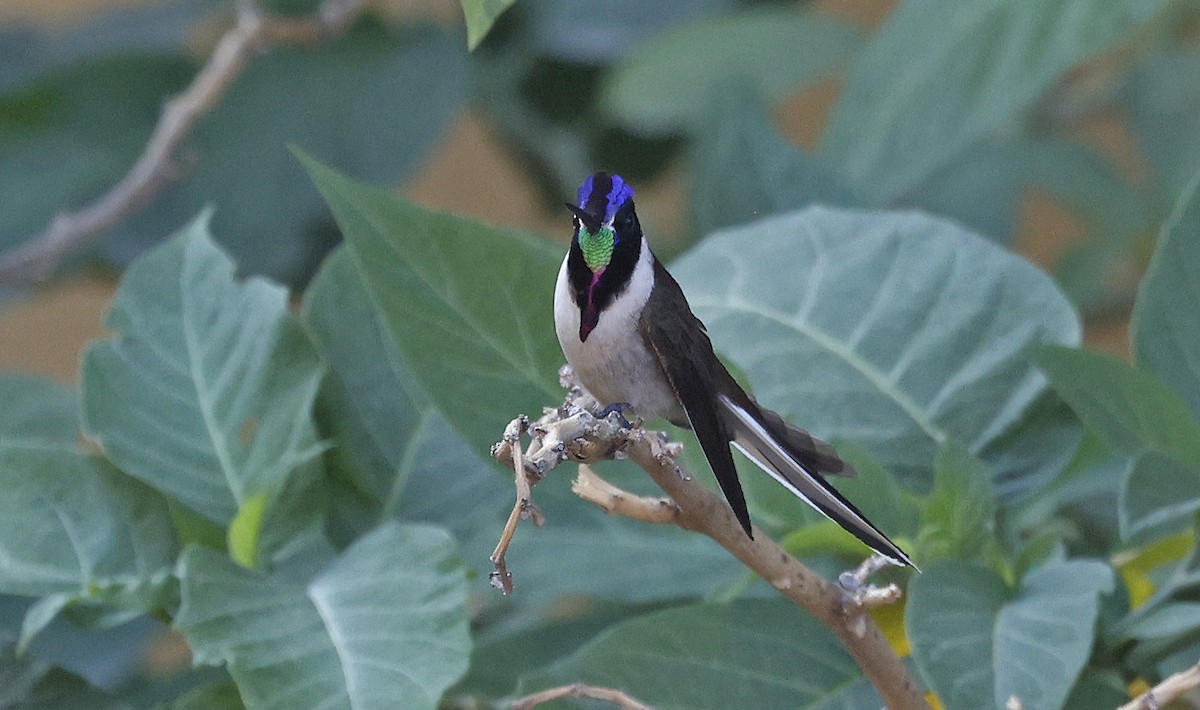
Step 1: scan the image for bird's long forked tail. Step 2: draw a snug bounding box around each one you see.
[717,394,917,569]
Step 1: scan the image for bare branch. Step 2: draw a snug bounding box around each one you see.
[491,366,930,710]
[1118,662,1200,710]
[839,555,904,637]
[510,682,655,710]
[0,0,373,286]
[489,415,544,595]
[572,464,682,525]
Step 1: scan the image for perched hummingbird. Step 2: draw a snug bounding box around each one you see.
[553,171,914,567]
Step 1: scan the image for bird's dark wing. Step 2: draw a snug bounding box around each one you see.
[638,258,753,538]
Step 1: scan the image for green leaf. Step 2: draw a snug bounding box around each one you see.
[1033,345,1200,466]
[822,0,1170,203]
[672,207,1080,485]
[0,0,217,93]
[176,522,470,710]
[0,448,176,624]
[1126,52,1200,202]
[602,7,861,135]
[227,493,269,569]
[1118,600,1200,641]
[1133,169,1200,419]
[1062,669,1130,709]
[81,213,326,538]
[921,444,997,562]
[781,520,879,561]
[303,246,509,582]
[300,155,564,452]
[460,0,517,49]
[305,249,428,517]
[978,390,1082,502]
[521,599,881,709]
[1033,346,1200,540]
[1008,431,1128,552]
[1119,449,1200,539]
[0,374,76,447]
[160,680,244,710]
[908,138,1149,248]
[460,603,643,699]
[521,1,734,64]
[500,512,738,605]
[304,248,504,531]
[907,559,1114,710]
[102,23,468,285]
[0,638,126,709]
[688,86,857,236]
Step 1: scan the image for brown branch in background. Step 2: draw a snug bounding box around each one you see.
[491,366,930,710]
[510,682,655,710]
[1118,662,1200,710]
[0,0,372,287]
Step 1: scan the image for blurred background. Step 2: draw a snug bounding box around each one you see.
[1,0,1199,698]
[6,0,1195,385]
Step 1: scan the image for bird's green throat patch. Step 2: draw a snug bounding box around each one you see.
[579,225,615,271]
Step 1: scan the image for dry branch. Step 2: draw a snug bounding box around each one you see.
[1118,662,1200,710]
[0,0,372,286]
[572,463,682,525]
[510,682,655,710]
[491,366,930,710]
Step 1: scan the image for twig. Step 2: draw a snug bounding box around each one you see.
[839,556,904,638]
[489,415,545,595]
[572,464,682,525]
[1118,662,1200,710]
[510,682,654,710]
[491,366,930,710]
[0,0,372,286]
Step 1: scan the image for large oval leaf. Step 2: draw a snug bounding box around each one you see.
[0,375,76,446]
[602,7,860,135]
[81,214,326,531]
[1127,53,1200,201]
[520,599,881,709]
[907,560,1113,710]
[1133,170,1200,420]
[300,154,563,453]
[0,448,175,603]
[671,207,1080,485]
[304,247,508,555]
[822,0,1170,203]
[176,522,470,710]
[688,87,857,236]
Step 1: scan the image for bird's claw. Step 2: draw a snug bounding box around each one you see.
[596,402,636,429]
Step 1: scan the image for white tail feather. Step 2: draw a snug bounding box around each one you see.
[718,394,914,568]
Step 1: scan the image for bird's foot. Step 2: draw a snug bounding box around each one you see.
[596,402,636,429]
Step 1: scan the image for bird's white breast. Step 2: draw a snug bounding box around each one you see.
[554,238,681,420]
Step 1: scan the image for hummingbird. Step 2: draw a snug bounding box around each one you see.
[553,171,914,567]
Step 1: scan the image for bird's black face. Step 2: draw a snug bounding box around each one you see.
[566,172,644,341]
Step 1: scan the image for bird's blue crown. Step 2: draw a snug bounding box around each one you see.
[577,172,634,225]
